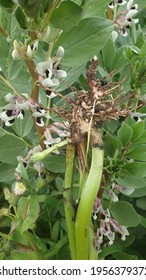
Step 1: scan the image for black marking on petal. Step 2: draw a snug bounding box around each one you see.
[9,119,15,124]
[45,69,50,78]
[127,18,132,22]
[36,107,43,113]
[109,1,115,7]
[36,117,41,124]
[5,110,13,117]
[46,89,52,97]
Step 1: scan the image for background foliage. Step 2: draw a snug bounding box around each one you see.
[0,0,146,260]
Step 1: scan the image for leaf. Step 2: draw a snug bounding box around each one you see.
[117,122,133,147]
[13,111,33,138]
[51,220,59,242]
[0,132,28,165]
[131,121,145,141]
[116,175,146,189]
[17,195,40,233]
[111,201,140,227]
[122,162,146,178]
[136,197,146,210]
[43,155,66,173]
[104,132,119,157]
[125,144,146,161]
[55,17,113,67]
[113,252,138,260]
[50,1,82,32]
[82,0,109,18]
[128,187,146,198]
[0,163,15,182]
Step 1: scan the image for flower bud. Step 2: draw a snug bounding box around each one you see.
[13,39,20,51]
[12,49,21,60]
[26,45,33,58]
[56,46,65,58]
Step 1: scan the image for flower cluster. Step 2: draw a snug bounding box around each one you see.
[0,93,29,126]
[16,145,44,177]
[44,122,69,148]
[110,0,139,39]
[12,39,38,60]
[36,46,67,89]
[93,198,129,252]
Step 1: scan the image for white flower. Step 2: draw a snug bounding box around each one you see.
[36,57,67,88]
[0,110,15,126]
[14,182,26,196]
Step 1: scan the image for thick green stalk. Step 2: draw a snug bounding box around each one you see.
[63,143,76,260]
[75,131,103,259]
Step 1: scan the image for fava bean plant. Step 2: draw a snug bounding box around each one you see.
[0,0,146,260]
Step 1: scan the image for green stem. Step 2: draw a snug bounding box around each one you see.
[75,132,104,259]
[63,143,76,260]
[42,0,61,31]
[88,224,97,260]
[0,25,8,37]
[0,74,21,96]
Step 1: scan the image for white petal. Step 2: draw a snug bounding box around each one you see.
[26,45,33,58]
[46,92,57,98]
[55,69,67,78]
[126,9,138,19]
[127,0,134,10]
[56,46,65,58]
[4,93,15,103]
[36,58,53,76]
[111,30,118,42]
[12,49,21,60]
[42,77,59,87]
[133,18,139,24]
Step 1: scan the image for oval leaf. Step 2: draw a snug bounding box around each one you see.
[111,201,140,227]
[0,133,28,165]
[126,144,146,161]
[55,18,113,66]
[117,122,133,147]
[17,195,40,233]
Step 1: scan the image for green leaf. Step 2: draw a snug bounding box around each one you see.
[136,197,146,210]
[111,201,140,227]
[104,132,119,157]
[0,131,28,165]
[128,187,146,198]
[116,175,146,189]
[126,144,146,161]
[122,162,146,178]
[50,1,82,32]
[131,121,145,141]
[43,155,66,173]
[0,0,14,8]
[17,195,40,233]
[13,111,33,138]
[55,18,113,67]
[82,0,108,18]
[0,163,15,182]
[51,221,59,242]
[117,122,133,147]
[113,252,138,260]
[14,6,27,30]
